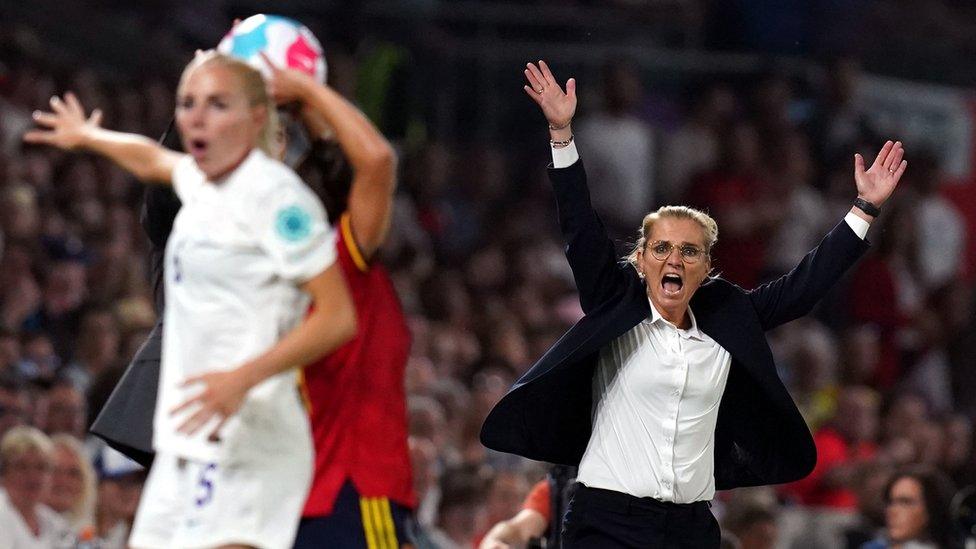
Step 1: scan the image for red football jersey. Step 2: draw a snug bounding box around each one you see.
[301,213,415,516]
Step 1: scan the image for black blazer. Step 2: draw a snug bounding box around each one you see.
[480,160,869,490]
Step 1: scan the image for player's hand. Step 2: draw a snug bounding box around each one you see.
[260,51,316,106]
[24,92,103,150]
[854,140,907,208]
[171,368,250,438]
[523,60,576,130]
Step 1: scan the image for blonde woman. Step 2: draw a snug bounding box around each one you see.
[45,434,97,535]
[482,61,907,547]
[25,51,357,548]
[0,426,74,548]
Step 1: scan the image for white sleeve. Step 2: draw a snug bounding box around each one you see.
[551,140,580,168]
[844,211,870,240]
[171,154,203,202]
[256,179,337,283]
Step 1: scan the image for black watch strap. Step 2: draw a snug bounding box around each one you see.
[853,197,881,217]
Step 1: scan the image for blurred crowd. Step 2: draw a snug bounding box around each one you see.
[3,5,976,549]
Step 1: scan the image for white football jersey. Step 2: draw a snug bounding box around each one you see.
[153,149,335,464]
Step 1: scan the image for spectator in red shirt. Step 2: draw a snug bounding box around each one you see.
[785,386,881,508]
[781,386,881,547]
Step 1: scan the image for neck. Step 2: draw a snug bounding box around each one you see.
[653,299,691,329]
[206,147,254,182]
[666,311,691,330]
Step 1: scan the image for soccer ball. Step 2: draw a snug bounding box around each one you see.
[217,14,327,84]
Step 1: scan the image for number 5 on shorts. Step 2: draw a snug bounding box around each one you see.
[195,463,217,508]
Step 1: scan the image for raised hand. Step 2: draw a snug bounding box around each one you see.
[854,140,907,208]
[259,51,315,106]
[523,60,576,129]
[24,93,102,150]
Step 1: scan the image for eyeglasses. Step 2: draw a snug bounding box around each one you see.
[886,496,923,508]
[647,241,707,264]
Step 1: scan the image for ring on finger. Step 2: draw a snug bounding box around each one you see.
[536,88,544,94]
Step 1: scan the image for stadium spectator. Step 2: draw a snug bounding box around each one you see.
[45,434,96,535]
[860,467,956,549]
[0,425,73,547]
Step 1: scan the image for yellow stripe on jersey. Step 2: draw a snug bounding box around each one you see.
[360,497,380,549]
[296,369,312,413]
[341,213,370,273]
[379,497,399,548]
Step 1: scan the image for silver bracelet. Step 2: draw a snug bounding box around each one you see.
[550,134,574,147]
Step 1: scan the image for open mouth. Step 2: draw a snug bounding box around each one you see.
[188,139,208,156]
[661,273,683,296]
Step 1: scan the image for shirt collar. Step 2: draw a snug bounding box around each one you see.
[646,298,704,340]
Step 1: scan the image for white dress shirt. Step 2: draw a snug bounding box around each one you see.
[550,139,870,503]
[577,303,731,502]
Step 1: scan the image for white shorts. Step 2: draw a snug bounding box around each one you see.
[129,449,312,549]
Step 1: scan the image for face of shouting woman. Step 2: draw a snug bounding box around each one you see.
[175,63,267,181]
[636,217,711,329]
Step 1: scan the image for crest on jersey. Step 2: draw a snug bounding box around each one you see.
[275,205,313,242]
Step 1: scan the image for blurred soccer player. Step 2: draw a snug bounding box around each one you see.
[264,53,415,549]
[26,51,356,548]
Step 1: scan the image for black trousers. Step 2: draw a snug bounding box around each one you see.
[561,485,721,548]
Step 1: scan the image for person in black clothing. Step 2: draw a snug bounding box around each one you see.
[481,61,907,548]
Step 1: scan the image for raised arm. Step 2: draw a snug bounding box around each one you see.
[524,61,626,312]
[749,140,906,330]
[264,53,397,261]
[24,93,180,184]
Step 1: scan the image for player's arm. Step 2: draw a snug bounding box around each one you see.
[264,53,397,260]
[479,509,548,549]
[171,262,356,435]
[24,92,179,184]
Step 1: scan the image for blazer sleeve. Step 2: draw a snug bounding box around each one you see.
[549,160,629,314]
[748,219,869,331]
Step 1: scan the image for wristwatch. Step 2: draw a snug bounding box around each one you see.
[853,197,881,217]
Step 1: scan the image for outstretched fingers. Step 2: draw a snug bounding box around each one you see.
[885,142,904,172]
[524,67,545,93]
[49,95,68,116]
[893,159,908,182]
[22,129,53,145]
[538,60,558,87]
[873,140,894,169]
[64,92,85,118]
[31,110,58,128]
[88,109,103,127]
[526,63,547,90]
